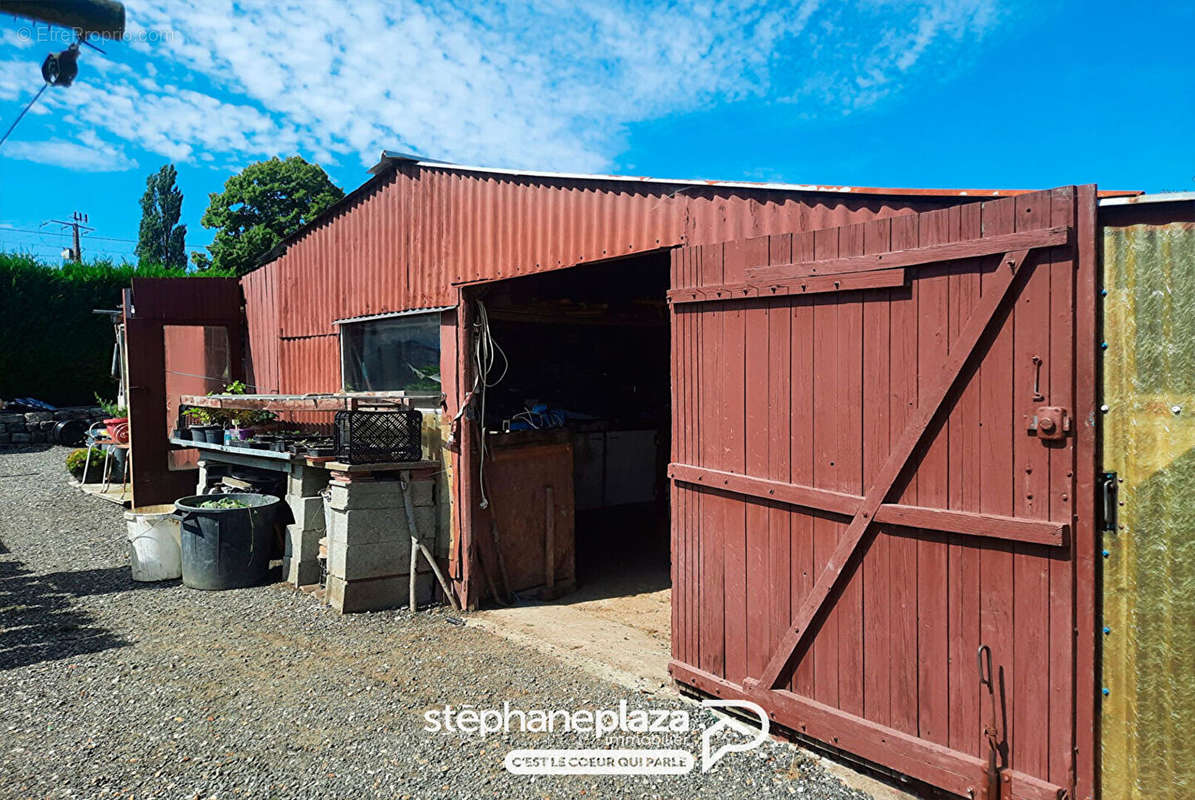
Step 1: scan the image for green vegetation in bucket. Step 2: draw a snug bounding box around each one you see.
[197,497,249,509]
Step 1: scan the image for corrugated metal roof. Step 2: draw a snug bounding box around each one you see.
[1100,191,1195,207]
[253,151,1140,273]
[374,150,1142,200]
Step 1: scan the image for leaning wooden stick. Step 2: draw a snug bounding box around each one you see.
[401,473,461,612]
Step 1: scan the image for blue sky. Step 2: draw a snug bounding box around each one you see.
[0,0,1191,265]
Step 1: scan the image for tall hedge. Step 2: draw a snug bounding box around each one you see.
[0,253,231,406]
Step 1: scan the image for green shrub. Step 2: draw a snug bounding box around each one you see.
[65,447,107,479]
[0,252,234,406]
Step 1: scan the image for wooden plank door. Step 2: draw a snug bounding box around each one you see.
[125,277,244,507]
[668,187,1100,800]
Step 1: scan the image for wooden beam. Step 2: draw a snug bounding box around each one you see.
[669,464,1066,547]
[180,392,420,412]
[669,463,857,515]
[667,269,907,305]
[877,502,1064,547]
[752,249,1034,692]
[747,226,1068,282]
[670,660,1066,800]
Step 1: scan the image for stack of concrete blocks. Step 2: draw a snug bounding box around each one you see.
[0,406,104,447]
[325,475,438,613]
[282,462,331,587]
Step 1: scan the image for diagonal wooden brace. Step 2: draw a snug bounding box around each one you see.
[747,249,1035,692]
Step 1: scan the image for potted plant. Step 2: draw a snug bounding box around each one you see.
[184,407,223,444]
[216,381,276,441]
[229,407,277,440]
[94,394,130,444]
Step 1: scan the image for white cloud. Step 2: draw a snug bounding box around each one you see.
[1,0,1003,173]
[3,132,138,171]
[0,29,34,50]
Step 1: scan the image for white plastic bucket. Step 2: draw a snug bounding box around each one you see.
[124,504,182,581]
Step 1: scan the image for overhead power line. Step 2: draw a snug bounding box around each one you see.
[0,225,139,244]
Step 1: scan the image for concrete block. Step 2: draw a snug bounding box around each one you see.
[326,572,433,613]
[282,556,322,586]
[327,506,436,546]
[327,477,434,510]
[327,537,413,581]
[328,507,401,546]
[10,433,31,443]
[0,434,10,444]
[409,479,434,507]
[287,463,329,497]
[328,479,400,510]
[285,523,322,562]
[0,414,24,425]
[286,495,326,532]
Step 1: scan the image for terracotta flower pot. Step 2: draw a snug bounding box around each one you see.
[104,416,130,444]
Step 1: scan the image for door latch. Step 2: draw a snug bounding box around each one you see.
[1027,406,1070,441]
[1101,472,1118,532]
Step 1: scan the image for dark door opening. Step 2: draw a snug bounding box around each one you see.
[470,251,672,620]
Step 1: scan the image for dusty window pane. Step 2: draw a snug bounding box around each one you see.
[341,314,440,392]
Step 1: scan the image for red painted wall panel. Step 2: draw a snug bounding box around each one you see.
[241,163,956,390]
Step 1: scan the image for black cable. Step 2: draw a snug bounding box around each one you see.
[0,226,141,244]
[0,82,49,149]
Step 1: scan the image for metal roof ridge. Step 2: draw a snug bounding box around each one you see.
[1099,191,1195,206]
[372,150,1140,199]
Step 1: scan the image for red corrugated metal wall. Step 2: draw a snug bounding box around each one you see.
[241,163,954,391]
[241,266,280,393]
[667,187,1099,800]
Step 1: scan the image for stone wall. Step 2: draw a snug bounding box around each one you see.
[0,406,105,447]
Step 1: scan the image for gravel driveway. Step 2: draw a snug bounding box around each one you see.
[0,447,870,800]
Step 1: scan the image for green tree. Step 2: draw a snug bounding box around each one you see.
[194,156,344,275]
[136,164,187,269]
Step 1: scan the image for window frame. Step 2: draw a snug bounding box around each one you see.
[335,307,450,397]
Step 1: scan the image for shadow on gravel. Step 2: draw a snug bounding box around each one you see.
[39,566,180,597]
[0,559,131,671]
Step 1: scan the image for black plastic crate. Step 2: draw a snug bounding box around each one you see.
[333,409,423,464]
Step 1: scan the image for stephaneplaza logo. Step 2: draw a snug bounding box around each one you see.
[423,698,770,774]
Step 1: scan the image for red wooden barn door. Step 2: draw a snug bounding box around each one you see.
[668,187,1099,800]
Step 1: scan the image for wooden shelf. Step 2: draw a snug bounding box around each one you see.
[179,392,438,412]
[169,437,297,461]
[322,459,440,474]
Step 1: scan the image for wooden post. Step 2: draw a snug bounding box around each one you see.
[544,485,555,595]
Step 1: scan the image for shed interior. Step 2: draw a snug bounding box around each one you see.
[469,252,672,643]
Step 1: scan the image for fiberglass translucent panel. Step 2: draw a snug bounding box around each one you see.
[1102,221,1195,800]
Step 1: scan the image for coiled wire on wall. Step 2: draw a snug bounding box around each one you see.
[449,299,508,509]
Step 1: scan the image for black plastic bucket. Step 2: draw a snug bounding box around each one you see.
[174,493,281,590]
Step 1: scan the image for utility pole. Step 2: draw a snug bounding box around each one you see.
[42,211,92,262]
